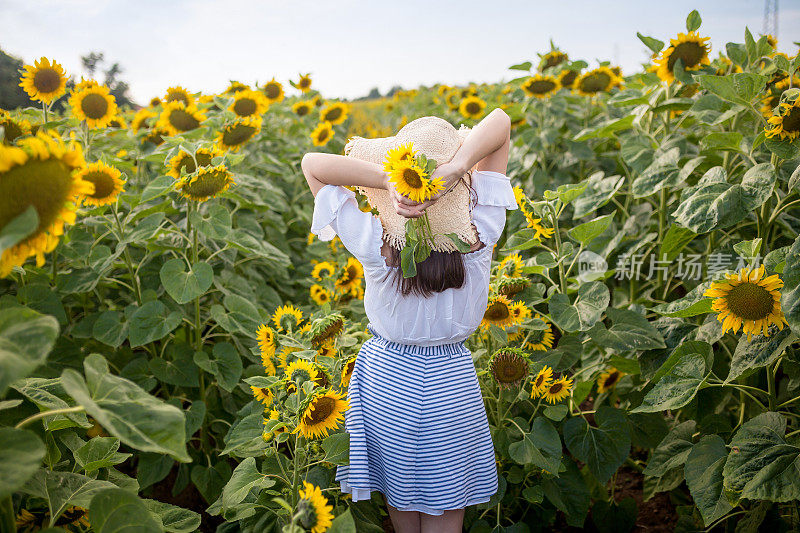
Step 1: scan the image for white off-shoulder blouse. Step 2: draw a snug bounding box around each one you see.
[310,170,518,346]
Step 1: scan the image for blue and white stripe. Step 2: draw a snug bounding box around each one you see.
[336,326,499,515]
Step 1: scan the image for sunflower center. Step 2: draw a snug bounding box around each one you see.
[305,396,335,424]
[296,105,310,116]
[324,108,342,121]
[316,128,330,143]
[299,78,311,89]
[497,360,526,382]
[465,102,481,114]
[604,371,620,387]
[549,383,563,394]
[529,80,557,94]
[0,159,73,234]
[781,106,800,133]
[33,68,61,93]
[402,167,423,188]
[560,71,578,87]
[168,109,200,131]
[233,98,257,116]
[167,92,190,105]
[183,169,229,198]
[264,84,280,99]
[725,282,775,320]
[580,72,612,93]
[668,41,706,71]
[82,170,116,199]
[81,93,109,119]
[485,302,510,321]
[223,123,257,146]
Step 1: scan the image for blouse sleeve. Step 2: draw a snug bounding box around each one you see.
[310,184,386,269]
[470,170,518,246]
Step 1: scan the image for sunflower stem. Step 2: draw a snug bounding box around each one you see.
[549,202,567,294]
[111,204,142,305]
[767,364,777,411]
[0,495,14,533]
[15,405,85,429]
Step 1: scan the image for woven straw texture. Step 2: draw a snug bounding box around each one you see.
[343,116,479,252]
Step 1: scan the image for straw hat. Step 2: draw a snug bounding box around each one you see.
[343,116,478,253]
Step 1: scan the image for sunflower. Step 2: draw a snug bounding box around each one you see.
[142,126,169,146]
[525,314,555,351]
[293,388,349,439]
[521,75,561,99]
[530,366,554,398]
[175,164,234,202]
[320,102,349,125]
[335,257,364,294]
[496,276,531,297]
[296,480,334,533]
[216,115,262,152]
[488,347,529,390]
[509,301,531,322]
[164,86,195,107]
[55,506,91,528]
[539,50,569,71]
[74,78,98,92]
[297,74,313,93]
[224,81,250,95]
[292,101,313,116]
[262,408,284,442]
[481,294,518,330]
[459,95,487,119]
[311,261,336,280]
[383,141,415,172]
[312,94,323,107]
[256,323,277,358]
[704,265,788,341]
[149,96,162,107]
[262,78,285,103]
[387,158,444,202]
[543,375,573,404]
[312,363,331,387]
[0,131,91,277]
[761,76,800,117]
[308,313,344,346]
[654,31,712,84]
[167,146,224,180]
[498,254,523,277]
[316,341,336,361]
[557,69,580,89]
[311,121,334,146]
[230,89,269,118]
[157,101,207,137]
[131,108,157,132]
[75,161,124,207]
[597,367,624,393]
[19,57,68,104]
[284,359,320,394]
[765,97,800,141]
[251,385,274,406]
[444,89,461,110]
[272,304,304,333]
[340,355,357,388]
[310,284,334,305]
[69,84,118,129]
[107,115,127,129]
[0,111,32,144]
[573,67,621,96]
[714,55,743,76]
[526,215,555,240]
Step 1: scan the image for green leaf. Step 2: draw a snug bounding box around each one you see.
[191,462,232,504]
[159,259,214,305]
[660,225,696,263]
[193,342,243,393]
[782,235,800,335]
[218,457,275,510]
[588,308,666,351]
[220,412,268,458]
[574,115,634,141]
[567,213,614,244]
[92,311,128,348]
[22,470,117,524]
[61,353,190,462]
[563,407,631,483]
[631,147,681,198]
[637,32,664,54]
[672,164,775,234]
[0,205,37,255]
[542,459,591,527]
[572,172,624,219]
[543,183,587,204]
[75,437,131,474]
[509,61,532,71]
[727,328,796,383]
[127,301,182,348]
[722,412,800,503]
[548,281,610,332]
[700,131,743,152]
[328,508,357,533]
[650,281,713,317]
[685,435,735,526]
[764,135,800,160]
[400,244,417,278]
[141,175,175,202]
[190,204,232,240]
[228,229,291,266]
[444,233,472,252]
[686,9,702,32]
[733,238,762,259]
[643,420,697,477]
[632,342,713,413]
[89,488,161,533]
[0,428,45,500]
[143,500,201,533]
[0,306,59,396]
[696,73,768,106]
[508,417,562,473]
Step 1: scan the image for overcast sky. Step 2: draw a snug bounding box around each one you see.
[2,0,798,106]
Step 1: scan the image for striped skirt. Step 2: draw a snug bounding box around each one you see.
[335,326,499,516]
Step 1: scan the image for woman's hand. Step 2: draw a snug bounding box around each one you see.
[427,160,468,203]
[384,172,427,218]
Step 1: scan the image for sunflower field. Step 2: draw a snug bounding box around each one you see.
[2,8,800,532]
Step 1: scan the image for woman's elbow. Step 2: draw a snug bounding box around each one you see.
[491,108,511,130]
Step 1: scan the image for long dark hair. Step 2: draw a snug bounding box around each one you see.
[381,177,478,298]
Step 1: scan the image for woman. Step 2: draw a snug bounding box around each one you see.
[301,108,515,532]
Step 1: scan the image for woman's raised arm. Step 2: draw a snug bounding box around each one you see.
[451,108,511,177]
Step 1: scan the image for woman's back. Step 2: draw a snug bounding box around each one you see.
[310,169,518,345]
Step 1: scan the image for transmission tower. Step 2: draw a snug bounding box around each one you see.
[763,0,778,41]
